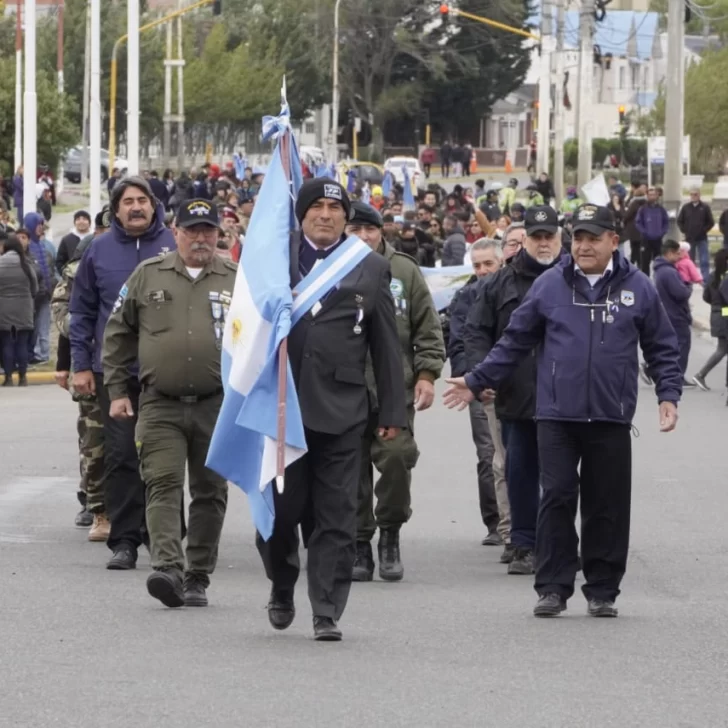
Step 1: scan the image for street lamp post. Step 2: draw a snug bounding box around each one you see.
[89,0,101,217]
[23,0,37,217]
[329,0,341,166]
[127,0,140,175]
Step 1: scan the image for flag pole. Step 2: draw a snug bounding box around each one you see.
[275,100,292,493]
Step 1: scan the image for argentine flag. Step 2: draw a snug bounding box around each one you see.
[402,164,416,210]
[206,102,307,541]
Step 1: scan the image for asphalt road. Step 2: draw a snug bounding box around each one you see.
[2,333,727,728]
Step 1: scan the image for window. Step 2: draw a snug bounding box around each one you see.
[304,122,315,135]
[619,66,626,90]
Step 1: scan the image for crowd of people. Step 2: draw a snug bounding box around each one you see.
[2,152,728,638]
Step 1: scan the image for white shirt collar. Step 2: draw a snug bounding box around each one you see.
[574,258,613,285]
[304,235,340,252]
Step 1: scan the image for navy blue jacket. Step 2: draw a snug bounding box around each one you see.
[653,256,692,328]
[635,203,669,241]
[69,204,176,373]
[465,252,683,425]
[447,274,478,376]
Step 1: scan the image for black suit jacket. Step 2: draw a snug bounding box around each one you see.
[288,233,407,435]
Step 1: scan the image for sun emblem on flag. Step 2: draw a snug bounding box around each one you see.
[231,318,243,344]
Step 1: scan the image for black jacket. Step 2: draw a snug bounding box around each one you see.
[149,178,170,210]
[678,201,715,243]
[288,233,407,434]
[703,278,728,338]
[56,232,81,274]
[623,196,646,241]
[463,249,560,420]
[446,275,478,377]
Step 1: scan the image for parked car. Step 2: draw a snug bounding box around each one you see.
[63,146,128,183]
[336,160,384,192]
[384,156,422,186]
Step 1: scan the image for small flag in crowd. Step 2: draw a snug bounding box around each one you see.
[381,170,393,198]
[402,165,415,210]
[361,182,371,206]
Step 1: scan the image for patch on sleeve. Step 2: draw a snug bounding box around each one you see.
[112,283,129,314]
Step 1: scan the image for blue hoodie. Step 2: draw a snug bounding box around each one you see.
[465,251,683,425]
[69,203,176,373]
[24,211,56,296]
[652,256,692,328]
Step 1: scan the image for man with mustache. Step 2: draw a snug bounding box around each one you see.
[103,199,236,608]
[70,177,176,571]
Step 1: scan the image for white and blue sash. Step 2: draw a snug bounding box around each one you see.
[291,235,372,327]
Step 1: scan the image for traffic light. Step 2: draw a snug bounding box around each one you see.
[618,105,626,125]
[212,0,222,15]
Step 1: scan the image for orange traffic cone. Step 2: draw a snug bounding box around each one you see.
[470,149,477,174]
[504,153,513,174]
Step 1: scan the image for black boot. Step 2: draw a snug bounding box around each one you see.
[377,528,404,582]
[2,375,13,387]
[146,569,184,608]
[17,373,28,387]
[352,541,374,582]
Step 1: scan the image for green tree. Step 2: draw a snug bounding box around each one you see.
[0,57,79,173]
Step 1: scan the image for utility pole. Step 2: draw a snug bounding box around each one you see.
[536,0,552,177]
[127,0,140,175]
[57,1,65,193]
[23,0,37,215]
[552,0,565,207]
[176,3,185,170]
[14,1,22,174]
[89,0,101,216]
[576,0,595,190]
[163,18,173,169]
[330,0,341,165]
[664,0,684,232]
[81,0,91,184]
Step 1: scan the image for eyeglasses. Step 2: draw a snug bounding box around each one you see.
[181,226,218,240]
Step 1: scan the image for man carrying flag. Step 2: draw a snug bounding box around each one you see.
[258,178,407,641]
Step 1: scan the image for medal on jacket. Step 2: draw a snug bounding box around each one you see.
[211,297,223,350]
[353,303,364,335]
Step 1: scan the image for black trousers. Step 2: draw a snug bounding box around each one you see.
[256,427,361,621]
[95,374,146,553]
[467,401,498,531]
[535,420,631,602]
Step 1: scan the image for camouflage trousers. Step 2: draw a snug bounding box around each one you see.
[77,398,106,513]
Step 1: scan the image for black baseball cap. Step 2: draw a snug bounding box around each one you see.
[175,198,221,229]
[524,205,559,235]
[571,204,616,235]
[349,201,383,228]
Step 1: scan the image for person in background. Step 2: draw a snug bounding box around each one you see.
[12,166,24,222]
[501,223,526,262]
[421,147,435,179]
[442,215,467,265]
[534,172,556,205]
[623,181,647,269]
[56,210,92,274]
[107,167,121,196]
[148,170,171,210]
[499,178,518,215]
[559,186,583,220]
[37,187,53,223]
[608,193,625,254]
[448,239,509,551]
[23,212,57,364]
[677,187,714,282]
[634,187,669,275]
[509,203,525,224]
[0,235,38,386]
[650,239,694,385]
[440,141,452,178]
[693,248,728,392]
[676,241,703,285]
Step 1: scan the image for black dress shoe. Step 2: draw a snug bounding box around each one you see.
[147,570,185,608]
[267,588,295,630]
[313,616,342,641]
[75,506,94,528]
[106,547,136,571]
[587,599,618,618]
[533,593,567,617]
[183,575,208,607]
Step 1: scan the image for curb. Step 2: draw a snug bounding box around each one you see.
[1,371,58,386]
